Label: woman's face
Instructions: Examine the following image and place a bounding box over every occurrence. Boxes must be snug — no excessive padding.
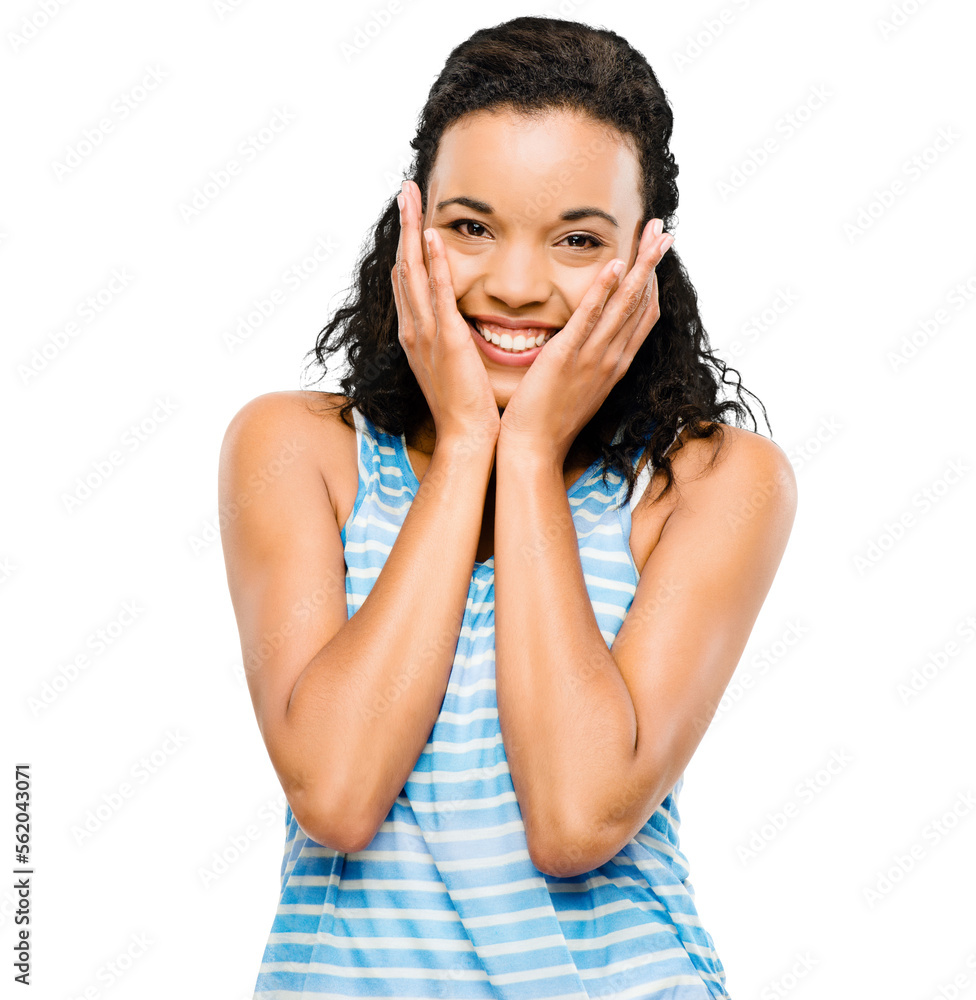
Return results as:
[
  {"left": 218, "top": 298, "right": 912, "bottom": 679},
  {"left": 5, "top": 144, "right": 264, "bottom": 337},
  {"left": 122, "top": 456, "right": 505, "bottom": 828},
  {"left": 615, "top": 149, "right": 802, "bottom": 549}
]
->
[{"left": 423, "top": 106, "right": 646, "bottom": 411}]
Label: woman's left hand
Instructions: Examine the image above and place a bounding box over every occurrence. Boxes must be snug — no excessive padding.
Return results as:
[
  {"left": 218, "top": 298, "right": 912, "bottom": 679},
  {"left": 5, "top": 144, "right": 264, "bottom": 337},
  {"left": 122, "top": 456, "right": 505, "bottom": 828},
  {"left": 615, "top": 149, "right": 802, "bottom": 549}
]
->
[{"left": 498, "top": 219, "right": 674, "bottom": 462}]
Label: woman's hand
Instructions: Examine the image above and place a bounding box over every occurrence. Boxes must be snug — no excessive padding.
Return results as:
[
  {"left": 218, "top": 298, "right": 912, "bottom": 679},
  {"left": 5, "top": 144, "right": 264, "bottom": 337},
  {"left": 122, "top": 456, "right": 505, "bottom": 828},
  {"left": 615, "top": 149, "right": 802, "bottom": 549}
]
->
[
  {"left": 498, "top": 219, "right": 674, "bottom": 463},
  {"left": 391, "top": 179, "right": 501, "bottom": 452}
]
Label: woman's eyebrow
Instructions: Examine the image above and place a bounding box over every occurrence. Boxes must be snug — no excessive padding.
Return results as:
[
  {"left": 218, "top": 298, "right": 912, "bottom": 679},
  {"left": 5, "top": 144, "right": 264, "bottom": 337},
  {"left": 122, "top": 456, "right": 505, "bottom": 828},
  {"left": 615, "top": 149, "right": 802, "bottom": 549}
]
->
[{"left": 434, "top": 195, "right": 618, "bottom": 228}]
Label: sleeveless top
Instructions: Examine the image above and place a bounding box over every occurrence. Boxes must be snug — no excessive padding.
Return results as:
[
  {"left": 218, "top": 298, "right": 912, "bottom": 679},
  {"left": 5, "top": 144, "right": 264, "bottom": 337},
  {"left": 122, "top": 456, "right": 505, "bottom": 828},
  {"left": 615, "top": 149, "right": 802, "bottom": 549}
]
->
[{"left": 252, "top": 406, "right": 731, "bottom": 1000}]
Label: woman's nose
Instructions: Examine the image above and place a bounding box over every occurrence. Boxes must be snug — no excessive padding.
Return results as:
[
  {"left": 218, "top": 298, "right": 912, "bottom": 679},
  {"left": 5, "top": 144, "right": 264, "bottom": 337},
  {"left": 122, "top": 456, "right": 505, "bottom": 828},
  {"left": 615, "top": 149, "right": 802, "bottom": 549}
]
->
[{"left": 481, "top": 247, "right": 551, "bottom": 308}]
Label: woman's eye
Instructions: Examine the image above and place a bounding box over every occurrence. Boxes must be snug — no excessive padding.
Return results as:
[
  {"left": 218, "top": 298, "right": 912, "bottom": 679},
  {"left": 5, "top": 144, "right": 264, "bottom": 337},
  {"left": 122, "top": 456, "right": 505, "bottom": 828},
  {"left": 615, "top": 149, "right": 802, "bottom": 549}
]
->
[
  {"left": 449, "top": 219, "right": 489, "bottom": 238},
  {"left": 447, "top": 221, "right": 603, "bottom": 250},
  {"left": 561, "top": 233, "right": 603, "bottom": 250}
]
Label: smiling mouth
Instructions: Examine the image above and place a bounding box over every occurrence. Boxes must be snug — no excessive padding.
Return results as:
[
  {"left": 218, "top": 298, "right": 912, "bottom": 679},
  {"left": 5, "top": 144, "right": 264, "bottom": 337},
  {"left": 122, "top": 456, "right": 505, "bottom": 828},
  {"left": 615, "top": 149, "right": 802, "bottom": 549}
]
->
[{"left": 466, "top": 317, "right": 562, "bottom": 354}]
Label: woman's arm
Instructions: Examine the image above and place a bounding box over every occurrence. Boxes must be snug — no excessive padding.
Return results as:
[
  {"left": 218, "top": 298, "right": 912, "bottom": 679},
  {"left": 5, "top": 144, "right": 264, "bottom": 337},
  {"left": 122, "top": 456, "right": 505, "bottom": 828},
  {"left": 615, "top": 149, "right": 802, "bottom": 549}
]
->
[
  {"left": 493, "top": 425, "right": 797, "bottom": 877},
  {"left": 219, "top": 391, "right": 495, "bottom": 854}
]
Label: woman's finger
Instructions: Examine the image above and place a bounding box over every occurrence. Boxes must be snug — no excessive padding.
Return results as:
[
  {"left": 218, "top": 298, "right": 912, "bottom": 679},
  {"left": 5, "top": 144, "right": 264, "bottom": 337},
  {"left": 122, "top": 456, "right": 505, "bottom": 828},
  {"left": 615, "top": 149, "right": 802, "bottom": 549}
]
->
[
  {"left": 581, "top": 225, "right": 670, "bottom": 379},
  {"left": 598, "top": 224, "right": 665, "bottom": 336},
  {"left": 391, "top": 263, "right": 416, "bottom": 346},
  {"left": 396, "top": 181, "right": 436, "bottom": 334},
  {"left": 603, "top": 227, "right": 673, "bottom": 345},
  {"left": 394, "top": 194, "right": 423, "bottom": 342},
  {"left": 557, "top": 220, "right": 666, "bottom": 354},
  {"left": 615, "top": 267, "right": 660, "bottom": 361},
  {"left": 557, "top": 256, "right": 626, "bottom": 353},
  {"left": 423, "top": 227, "right": 460, "bottom": 342}
]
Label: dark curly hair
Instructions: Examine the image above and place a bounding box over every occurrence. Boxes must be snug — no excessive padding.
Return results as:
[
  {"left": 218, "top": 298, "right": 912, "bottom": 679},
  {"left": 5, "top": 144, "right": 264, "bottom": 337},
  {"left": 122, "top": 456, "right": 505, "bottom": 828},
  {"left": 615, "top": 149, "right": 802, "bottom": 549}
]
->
[{"left": 301, "top": 15, "right": 769, "bottom": 508}]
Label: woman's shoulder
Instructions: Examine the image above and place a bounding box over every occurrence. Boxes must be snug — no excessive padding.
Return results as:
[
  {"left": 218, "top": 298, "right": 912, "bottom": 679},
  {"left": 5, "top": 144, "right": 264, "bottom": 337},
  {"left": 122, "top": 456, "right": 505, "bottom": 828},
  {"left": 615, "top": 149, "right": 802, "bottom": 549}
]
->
[
  {"left": 221, "top": 390, "right": 358, "bottom": 460},
  {"left": 225, "top": 389, "right": 363, "bottom": 439},
  {"left": 220, "top": 390, "right": 360, "bottom": 517},
  {"left": 629, "top": 420, "right": 795, "bottom": 572},
  {"left": 664, "top": 420, "right": 797, "bottom": 520},
  {"left": 224, "top": 388, "right": 352, "bottom": 426}
]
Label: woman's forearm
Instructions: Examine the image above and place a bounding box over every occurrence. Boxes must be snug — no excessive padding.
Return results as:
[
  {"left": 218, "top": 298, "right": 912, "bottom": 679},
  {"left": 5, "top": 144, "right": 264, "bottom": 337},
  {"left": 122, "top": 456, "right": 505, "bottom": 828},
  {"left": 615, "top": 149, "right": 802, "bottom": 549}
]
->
[
  {"left": 493, "top": 437, "right": 638, "bottom": 870},
  {"left": 284, "top": 433, "right": 495, "bottom": 852}
]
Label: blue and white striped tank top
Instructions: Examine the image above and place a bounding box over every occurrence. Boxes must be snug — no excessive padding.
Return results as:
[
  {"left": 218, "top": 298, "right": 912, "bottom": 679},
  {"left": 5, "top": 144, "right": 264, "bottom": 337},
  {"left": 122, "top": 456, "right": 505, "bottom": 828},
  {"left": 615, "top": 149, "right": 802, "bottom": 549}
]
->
[{"left": 252, "top": 405, "right": 730, "bottom": 999}]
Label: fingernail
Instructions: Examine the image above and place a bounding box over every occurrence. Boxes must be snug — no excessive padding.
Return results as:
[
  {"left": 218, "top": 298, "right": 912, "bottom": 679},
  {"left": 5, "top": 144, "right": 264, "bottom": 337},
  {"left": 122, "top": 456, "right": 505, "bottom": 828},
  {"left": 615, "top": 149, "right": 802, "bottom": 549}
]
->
[
  {"left": 652, "top": 219, "right": 663, "bottom": 237},
  {"left": 423, "top": 228, "right": 434, "bottom": 246},
  {"left": 611, "top": 260, "right": 625, "bottom": 276},
  {"left": 396, "top": 192, "right": 404, "bottom": 210}
]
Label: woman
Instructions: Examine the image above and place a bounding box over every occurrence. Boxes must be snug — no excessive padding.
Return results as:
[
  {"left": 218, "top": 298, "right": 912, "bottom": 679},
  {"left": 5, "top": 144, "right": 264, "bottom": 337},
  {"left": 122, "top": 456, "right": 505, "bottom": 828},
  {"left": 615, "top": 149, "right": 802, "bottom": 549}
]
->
[{"left": 219, "top": 16, "right": 796, "bottom": 999}]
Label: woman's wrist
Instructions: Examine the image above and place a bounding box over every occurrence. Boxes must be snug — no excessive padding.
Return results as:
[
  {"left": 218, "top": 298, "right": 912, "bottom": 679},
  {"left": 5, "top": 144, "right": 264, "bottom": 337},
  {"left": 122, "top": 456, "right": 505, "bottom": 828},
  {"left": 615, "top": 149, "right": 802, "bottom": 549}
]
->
[{"left": 430, "top": 426, "right": 498, "bottom": 470}]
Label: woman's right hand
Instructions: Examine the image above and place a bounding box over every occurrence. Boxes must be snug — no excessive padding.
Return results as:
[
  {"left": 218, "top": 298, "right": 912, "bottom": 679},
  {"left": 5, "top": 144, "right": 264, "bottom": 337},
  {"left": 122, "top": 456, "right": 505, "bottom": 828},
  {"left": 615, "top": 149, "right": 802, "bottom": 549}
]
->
[{"left": 391, "top": 179, "right": 501, "bottom": 455}]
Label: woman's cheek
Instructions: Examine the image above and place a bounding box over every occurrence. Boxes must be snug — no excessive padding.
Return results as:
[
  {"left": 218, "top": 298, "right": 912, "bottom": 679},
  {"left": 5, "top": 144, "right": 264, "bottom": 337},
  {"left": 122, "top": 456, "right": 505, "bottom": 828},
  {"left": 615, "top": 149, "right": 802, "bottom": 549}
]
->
[
  {"left": 560, "top": 270, "right": 605, "bottom": 315},
  {"left": 435, "top": 246, "right": 604, "bottom": 311},
  {"left": 441, "top": 248, "right": 479, "bottom": 297}
]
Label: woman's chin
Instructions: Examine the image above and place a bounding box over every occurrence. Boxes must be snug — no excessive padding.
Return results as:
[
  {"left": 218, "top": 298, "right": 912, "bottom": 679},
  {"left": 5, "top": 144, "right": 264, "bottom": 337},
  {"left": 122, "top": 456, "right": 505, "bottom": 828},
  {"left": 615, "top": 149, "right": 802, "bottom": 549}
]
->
[{"left": 485, "top": 372, "right": 520, "bottom": 413}]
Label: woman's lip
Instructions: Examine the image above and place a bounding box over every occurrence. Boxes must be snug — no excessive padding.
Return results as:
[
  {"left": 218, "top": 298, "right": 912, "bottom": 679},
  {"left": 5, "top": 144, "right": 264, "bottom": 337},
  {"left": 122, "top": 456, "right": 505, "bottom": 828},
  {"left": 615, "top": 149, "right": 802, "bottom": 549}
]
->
[
  {"left": 466, "top": 317, "right": 545, "bottom": 367},
  {"left": 465, "top": 314, "right": 561, "bottom": 330}
]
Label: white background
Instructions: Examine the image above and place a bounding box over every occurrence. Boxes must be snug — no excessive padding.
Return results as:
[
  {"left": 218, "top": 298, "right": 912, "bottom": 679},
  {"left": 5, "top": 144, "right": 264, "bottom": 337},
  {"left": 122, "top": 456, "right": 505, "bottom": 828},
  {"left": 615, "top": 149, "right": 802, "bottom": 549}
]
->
[{"left": 3, "top": 0, "right": 974, "bottom": 997}]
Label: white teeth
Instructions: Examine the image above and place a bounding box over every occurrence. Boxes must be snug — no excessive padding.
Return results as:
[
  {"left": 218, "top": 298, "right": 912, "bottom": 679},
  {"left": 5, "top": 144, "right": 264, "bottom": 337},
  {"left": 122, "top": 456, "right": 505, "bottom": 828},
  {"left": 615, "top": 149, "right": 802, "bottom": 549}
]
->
[{"left": 472, "top": 320, "right": 557, "bottom": 353}]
